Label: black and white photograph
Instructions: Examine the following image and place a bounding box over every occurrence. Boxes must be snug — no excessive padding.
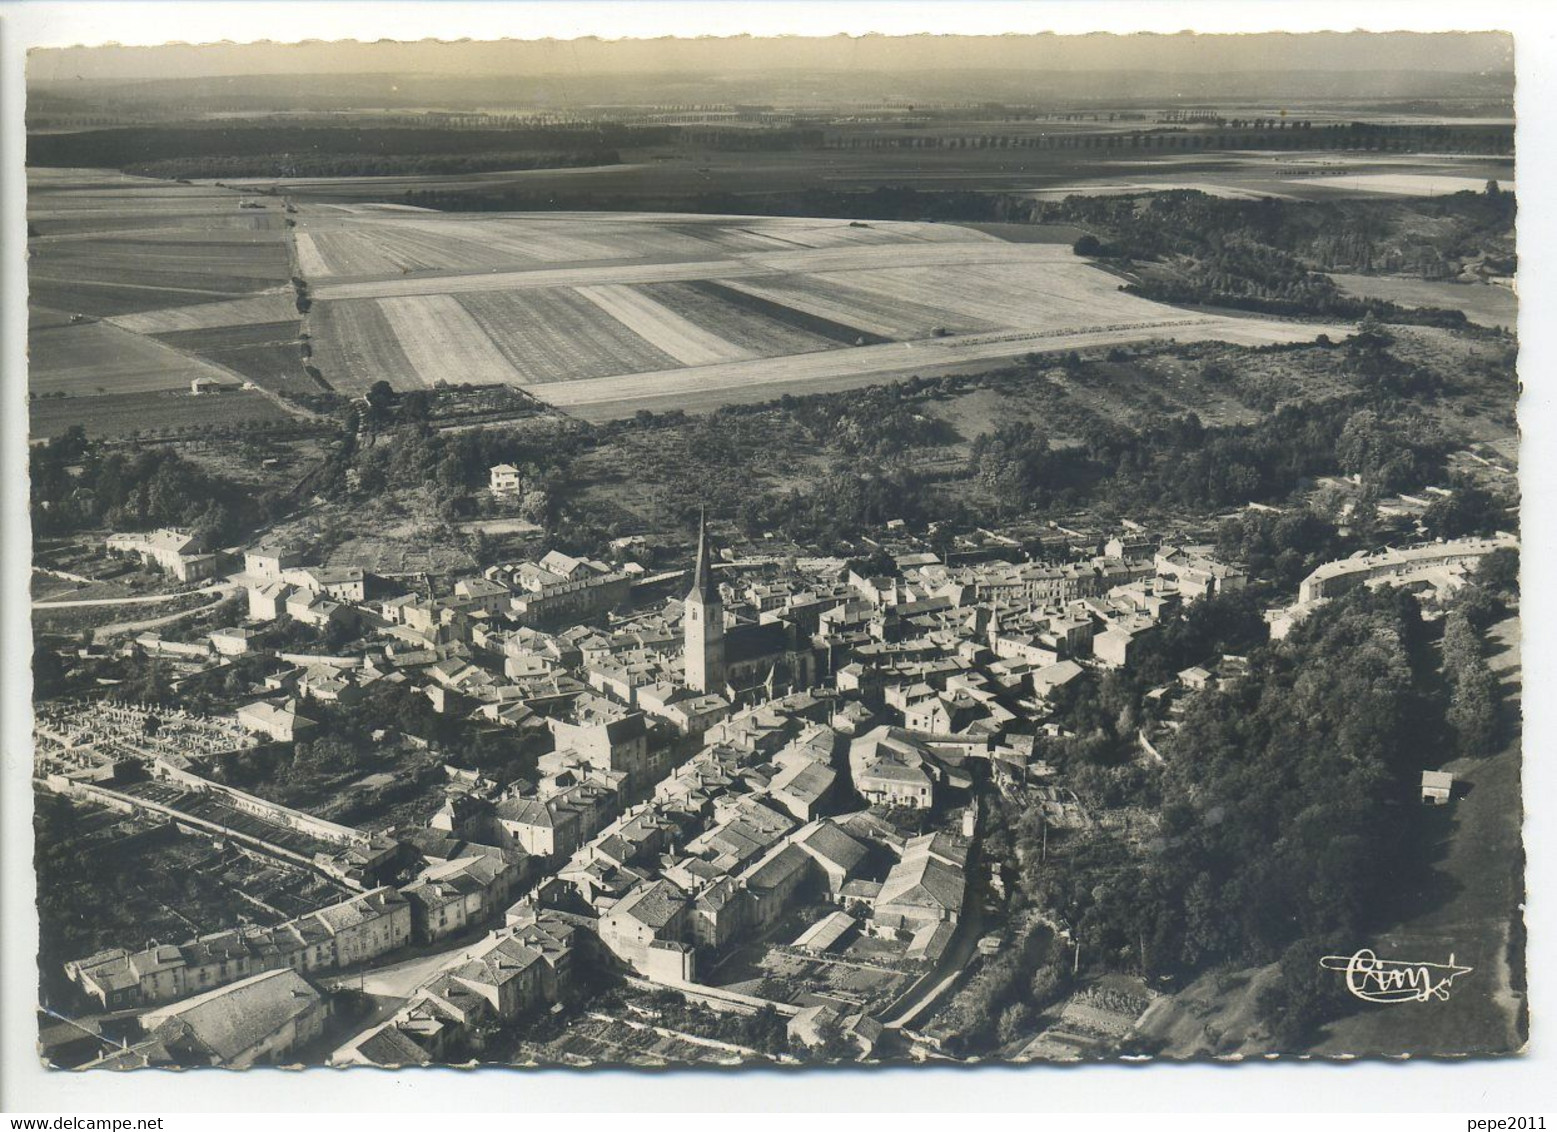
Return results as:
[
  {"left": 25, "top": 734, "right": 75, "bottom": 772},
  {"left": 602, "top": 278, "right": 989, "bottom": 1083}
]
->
[{"left": 6, "top": 8, "right": 1539, "bottom": 1099}]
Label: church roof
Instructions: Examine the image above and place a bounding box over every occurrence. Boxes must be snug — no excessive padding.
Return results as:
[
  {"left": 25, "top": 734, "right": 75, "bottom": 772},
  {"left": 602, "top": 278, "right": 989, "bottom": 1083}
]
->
[{"left": 726, "top": 621, "right": 790, "bottom": 665}]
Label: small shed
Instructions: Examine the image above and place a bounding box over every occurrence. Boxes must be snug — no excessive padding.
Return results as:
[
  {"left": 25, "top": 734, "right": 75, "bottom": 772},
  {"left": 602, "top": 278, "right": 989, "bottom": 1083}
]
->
[{"left": 1421, "top": 770, "right": 1455, "bottom": 805}]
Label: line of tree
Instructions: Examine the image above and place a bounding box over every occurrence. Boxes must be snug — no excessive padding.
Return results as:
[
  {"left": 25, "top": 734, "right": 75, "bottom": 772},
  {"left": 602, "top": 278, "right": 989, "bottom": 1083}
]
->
[
  {"left": 1442, "top": 603, "right": 1502, "bottom": 757},
  {"left": 126, "top": 150, "right": 623, "bottom": 181},
  {"left": 823, "top": 121, "right": 1513, "bottom": 156}
]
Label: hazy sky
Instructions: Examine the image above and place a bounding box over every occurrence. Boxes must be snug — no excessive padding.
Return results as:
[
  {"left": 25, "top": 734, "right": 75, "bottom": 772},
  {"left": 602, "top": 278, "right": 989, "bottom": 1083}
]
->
[{"left": 29, "top": 31, "right": 1514, "bottom": 84}]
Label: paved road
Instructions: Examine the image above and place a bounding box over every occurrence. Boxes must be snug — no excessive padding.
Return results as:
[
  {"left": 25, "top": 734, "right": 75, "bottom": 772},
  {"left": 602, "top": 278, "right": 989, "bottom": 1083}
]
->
[
  {"left": 882, "top": 894, "right": 987, "bottom": 1031},
  {"left": 322, "top": 937, "right": 485, "bottom": 999}
]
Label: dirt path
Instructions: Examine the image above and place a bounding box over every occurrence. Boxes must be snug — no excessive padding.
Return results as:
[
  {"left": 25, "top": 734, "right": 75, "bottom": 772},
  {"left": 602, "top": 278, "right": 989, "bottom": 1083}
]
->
[
  {"left": 79, "top": 583, "right": 240, "bottom": 638},
  {"left": 32, "top": 581, "right": 230, "bottom": 609}
]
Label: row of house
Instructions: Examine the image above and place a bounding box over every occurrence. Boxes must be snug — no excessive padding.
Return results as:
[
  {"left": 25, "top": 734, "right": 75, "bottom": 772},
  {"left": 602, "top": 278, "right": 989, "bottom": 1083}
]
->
[{"left": 65, "top": 886, "right": 411, "bottom": 1011}]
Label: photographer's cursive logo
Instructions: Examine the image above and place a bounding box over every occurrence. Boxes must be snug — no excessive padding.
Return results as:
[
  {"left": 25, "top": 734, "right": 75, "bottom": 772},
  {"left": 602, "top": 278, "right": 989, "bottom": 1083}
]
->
[{"left": 1318, "top": 949, "right": 1473, "bottom": 1003}]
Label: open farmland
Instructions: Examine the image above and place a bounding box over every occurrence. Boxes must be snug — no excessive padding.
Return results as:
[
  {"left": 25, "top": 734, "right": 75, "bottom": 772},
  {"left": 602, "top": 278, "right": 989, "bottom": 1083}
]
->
[
  {"left": 538, "top": 313, "right": 1351, "bottom": 420},
  {"left": 1329, "top": 273, "right": 1517, "bottom": 329},
  {"left": 456, "top": 289, "right": 679, "bottom": 383},
  {"left": 290, "top": 209, "right": 1003, "bottom": 280},
  {"left": 108, "top": 292, "right": 298, "bottom": 335},
  {"left": 26, "top": 169, "right": 310, "bottom": 432},
  {"left": 28, "top": 319, "right": 239, "bottom": 396},
  {"left": 1287, "top": 172, "right": 1516, "bottom": 197},
  {"left": 375, "top": 294, "right": 525, "bottom": 386},
  {"left": 29, "top": 387, "right": 296, "bottom": 440},
  {"left": 306, "top": 300, "right": 415, "bottom": 391},
  {"left": 28, "top": 172, "right": 291, "bottom": 320},
  {"left": 291, "top": 208, "right": 1355, "bottom": 408},
  {"left": 30, "top": 174, "right": 1362, "bottom": 420}
]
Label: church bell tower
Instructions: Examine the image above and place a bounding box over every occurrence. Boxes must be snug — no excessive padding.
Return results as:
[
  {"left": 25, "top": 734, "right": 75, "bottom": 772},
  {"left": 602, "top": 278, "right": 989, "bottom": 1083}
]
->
[{"left": 684, "top": 510, "right": 725, "bottom": 693}]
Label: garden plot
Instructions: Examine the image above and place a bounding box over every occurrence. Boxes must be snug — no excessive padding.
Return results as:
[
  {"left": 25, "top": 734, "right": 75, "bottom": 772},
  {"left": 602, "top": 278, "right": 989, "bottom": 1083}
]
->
[
  {"left": 377, "top": 294, "right": 524, "bottom": 386},
  {"left": 575, "top": 284, "right": 752, "bottom": 367},
  {"left": 456, "top": 289, "right": 679, "bottom": 383}
]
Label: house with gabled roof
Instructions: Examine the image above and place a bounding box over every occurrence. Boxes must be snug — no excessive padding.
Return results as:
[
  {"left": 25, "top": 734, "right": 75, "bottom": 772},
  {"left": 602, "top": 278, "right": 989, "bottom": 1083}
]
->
[{"left": 129, "top": 968, "right": 327, "bottom": 1068}]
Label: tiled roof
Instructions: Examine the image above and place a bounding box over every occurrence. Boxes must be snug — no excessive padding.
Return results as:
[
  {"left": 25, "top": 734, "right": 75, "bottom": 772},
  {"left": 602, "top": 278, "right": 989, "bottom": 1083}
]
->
[{"left": 142, "top": 969, "right": 321, "bottom": 1063}]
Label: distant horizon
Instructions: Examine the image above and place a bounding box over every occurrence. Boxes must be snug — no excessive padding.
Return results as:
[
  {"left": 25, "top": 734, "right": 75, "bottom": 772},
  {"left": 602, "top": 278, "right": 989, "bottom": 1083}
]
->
[
  {"left": 28, "top": 31, "right": 1515, "bottom": 85},
  {"left": 30, "top": 64, "right": 1520, "bottom": 88}
]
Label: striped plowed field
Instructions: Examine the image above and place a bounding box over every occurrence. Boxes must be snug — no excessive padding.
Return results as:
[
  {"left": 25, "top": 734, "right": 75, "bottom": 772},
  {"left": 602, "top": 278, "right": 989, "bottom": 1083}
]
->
[
  {"left": 109, "top": 293, "right": 298, "bottom": 335},
  {"left": 152, "top": 320, "right": 302, "bottom": 353},
  {"left": 639, "top": 281, "right": 842, "bottom": 357},
  {"left": 306, "top": 299, "right": 416, "bottom": 394},
  {"left": 28, "top": 319, "right": 238, "bottom": 395},
  {"left": 524, "top": 315, "right": 1351, "bottom": 416},
  {"left": 801, "top": 262, "right": 1172, "bottom": 331},
  {"left": 376, "top": 294, "right": 524, "bottom": 387},
  {"left": 455, "top": 290, "right": 679, "bottom": 384},
  {"left": 715, "top": 274, "right": 984, "bottom": 340},
  {"left": 574, "top": 284, "right": 751, "bottom": 367}
]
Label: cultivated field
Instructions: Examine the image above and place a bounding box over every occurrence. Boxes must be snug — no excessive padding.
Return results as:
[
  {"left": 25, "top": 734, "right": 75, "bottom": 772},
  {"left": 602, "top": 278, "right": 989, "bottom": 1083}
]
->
[
  {"left": 28, "top": 170, "right": 1362, "bottom": 422},
  {"left": 289, "top": 208, "right": 1353, "bottom": 406},
  {"left": 30, "top": 388, "right": 296, "bottom": 441},
  {"left": 26, "top": 169, "right": 308, "bottom": 431},
  {"left": 109, "top": 292, "right": 298, "bottom": 335},
  {"left": 1288, "top": 172, "right": 1515, "bottom": 197},
  {"left": 540, "top": 314, "right": 1351, "bottom": 420},
  {"left": 28, "top": 319, "right": 237, "bottom": 396},
  {"left": 1330, "top": 273, "right": 1517, "bottom": 329}
]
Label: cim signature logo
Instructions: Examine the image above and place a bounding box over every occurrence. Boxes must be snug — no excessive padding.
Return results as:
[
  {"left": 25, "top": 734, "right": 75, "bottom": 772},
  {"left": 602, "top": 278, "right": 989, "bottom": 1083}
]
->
[{"left": 1319, "top": 949, "right": 1474, "bottom": 1003}]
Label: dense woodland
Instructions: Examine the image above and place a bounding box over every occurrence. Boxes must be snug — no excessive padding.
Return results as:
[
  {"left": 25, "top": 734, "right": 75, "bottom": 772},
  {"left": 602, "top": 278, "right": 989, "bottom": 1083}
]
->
[
  {"left": 1056, "top": 184, "right": 1516, "bottom": 322},
  {"left": 29, "top": 425, "right": 289, "bottom": 545}
]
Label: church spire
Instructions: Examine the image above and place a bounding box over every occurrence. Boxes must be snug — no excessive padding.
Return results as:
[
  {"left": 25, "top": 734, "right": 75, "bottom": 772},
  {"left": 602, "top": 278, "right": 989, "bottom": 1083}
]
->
[{"left": 689, "top": 507, "right": 719, "bottom": 604}]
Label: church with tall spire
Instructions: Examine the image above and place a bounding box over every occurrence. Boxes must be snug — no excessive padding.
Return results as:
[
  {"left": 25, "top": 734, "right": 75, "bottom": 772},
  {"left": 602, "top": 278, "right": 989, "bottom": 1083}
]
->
[
  {"left": 683, "top": 509, "right": 725, "bottom": 693},
  {"left": 681, "top": 510, "right": 818, "bottom": 701}
]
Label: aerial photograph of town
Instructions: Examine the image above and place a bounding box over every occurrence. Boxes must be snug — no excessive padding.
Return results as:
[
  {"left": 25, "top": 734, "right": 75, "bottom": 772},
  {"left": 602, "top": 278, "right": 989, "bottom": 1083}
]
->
[{"left": 21, "top": 29, "right": 1523, "bottom": 1072}]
